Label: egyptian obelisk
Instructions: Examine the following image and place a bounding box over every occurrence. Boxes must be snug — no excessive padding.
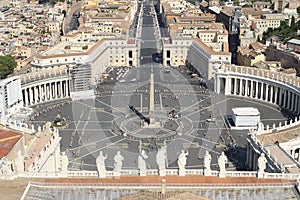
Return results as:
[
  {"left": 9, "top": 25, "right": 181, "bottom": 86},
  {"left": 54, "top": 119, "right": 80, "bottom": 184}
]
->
[{"left": 149, "top": 67, "right": 155, "bottom": 124}]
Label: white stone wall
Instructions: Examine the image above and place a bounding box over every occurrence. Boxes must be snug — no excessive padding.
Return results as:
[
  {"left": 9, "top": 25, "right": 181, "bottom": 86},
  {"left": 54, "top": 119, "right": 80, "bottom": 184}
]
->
[{"left": 0, "top": 76, "right": 23, "bottom": 120}]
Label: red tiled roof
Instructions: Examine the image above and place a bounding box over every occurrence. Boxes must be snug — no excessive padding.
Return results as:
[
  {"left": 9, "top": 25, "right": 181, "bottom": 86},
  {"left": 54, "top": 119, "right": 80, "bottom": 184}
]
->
[
  {"left": 0, "top": 129, "right": 21, "bottom": 158},
  {"left": 45, "top": 175, "right": 295, "bottom": 185}
]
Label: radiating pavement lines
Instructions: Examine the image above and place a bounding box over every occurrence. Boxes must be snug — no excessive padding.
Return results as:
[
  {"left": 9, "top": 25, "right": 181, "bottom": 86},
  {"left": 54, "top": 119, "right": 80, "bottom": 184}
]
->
[
  {"left": 178, "top": 136, "right": 221, "bottom": 155},
  {"left": 69, "top": 135, "right": 119, "bottom": 151},
  {"left": 178, "top": 96, "right": 211, "bottom": 114},
  {"left": 70, "top": 138, "right": 127, "bottom": 162}
]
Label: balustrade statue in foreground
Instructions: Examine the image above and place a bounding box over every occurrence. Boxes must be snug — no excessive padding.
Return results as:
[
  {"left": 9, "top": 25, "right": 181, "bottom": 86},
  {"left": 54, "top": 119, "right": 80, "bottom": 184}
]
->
[
  {"left": 113, "top": 151, "right": 124, "bottom": 176},
  {"left": 204, "top": 150, "right": 212, "bottom": 176},
  {"left": 138, "top": 150, "right": 148, "bottom": 176},
  {"left": 257, "top": 153, "right": 267, "bottom": 178},
  {"left": 156, "top": 146, "right": 167, "bottom": 176},
  {"left": 60, "top": 151, "right": 69, "bottom": 172},
  {"left": 0, "top": 158, "right": 13, "bottom": 176},
  {"left": 178, "top": 150, "right": 188, "bottom": 176},
  {"left": 218, "top": 152, "right": 228, "bottom": 178},
  {"left": 96, "top": 151, "right": 107, "bottom": 178}
]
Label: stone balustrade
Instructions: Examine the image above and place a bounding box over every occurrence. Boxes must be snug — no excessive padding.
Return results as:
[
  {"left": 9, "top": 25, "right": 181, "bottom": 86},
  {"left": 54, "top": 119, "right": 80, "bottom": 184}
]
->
[
  {"left": 20, "top": 68, "right": 68, "bottom": 85},
  {"left": 5, "top": 169, "right": 297, "bottom": 181},
  {"left": 222, "top": 65, "right": 300, "bottom": 89},
  {"left": 254, "top": 116, "right": 300, "bottom": 135}
]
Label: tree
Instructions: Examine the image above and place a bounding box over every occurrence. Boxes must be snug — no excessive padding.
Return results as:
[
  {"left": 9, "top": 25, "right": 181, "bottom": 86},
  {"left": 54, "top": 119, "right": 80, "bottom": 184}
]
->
[
  {"left": 0, "top": 55, "right": 17, "bottom": 79},
  {"left": 62, "top": 10, "right": 66, "bottom": 17},
  {"left": 291, "top": 16, "right": 296, "bottom": 31},
  {"left": 233, "top": 0, "right": 239, "bottom": 6}
]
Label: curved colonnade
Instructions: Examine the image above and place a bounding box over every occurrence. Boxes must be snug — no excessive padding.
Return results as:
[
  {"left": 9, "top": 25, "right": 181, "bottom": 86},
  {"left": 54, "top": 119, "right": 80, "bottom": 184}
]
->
[
  {"left": 215, "top": 65, "right": 300, "bottom": 116},
  {"left": 215, "top": 65, "right": 300, "bottom": 173},
  {"left": 22, "top": 65, "right": 300, "bottom": 123},
  {"left": 20, "top": 68, "right": 70, "bottom": 106}
]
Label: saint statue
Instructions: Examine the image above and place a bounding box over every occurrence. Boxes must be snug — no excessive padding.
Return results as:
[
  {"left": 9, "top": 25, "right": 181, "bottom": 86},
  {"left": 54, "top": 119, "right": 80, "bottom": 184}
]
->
[
  {"left": 156, "top": 146, "right": 167, "bottom": 170},
  {"left": 138, "top": 150, "right": 147, "bottom": 176},
  {"left": 60, "top": 151, "right": 69, "bottom": 172},
  {"left": 204, "top": 150, "right": 211, "bottom": 170},
  {"left": 177, "top": 150, "right": 188, "bottom": 171},
  {"left": 2, "top": 160, "right": 12, "bottom": 175},
  {"left": 258, "top": 153, "right": 267, "bottom": 173},
  {"left": 113, "top": 151, "right": 124, "bottom": 172},
  {"left": 96, "top": 151, "right": 107, "bottom": 178},
  {"left": 218, "top": 152, "right": 227, "bottom": 173}
]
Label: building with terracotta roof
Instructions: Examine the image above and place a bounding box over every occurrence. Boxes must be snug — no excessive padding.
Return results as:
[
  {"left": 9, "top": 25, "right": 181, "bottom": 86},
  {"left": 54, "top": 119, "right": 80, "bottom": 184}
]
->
[{"left": 163, "top": 37, "right": 231, "bottom": 80}]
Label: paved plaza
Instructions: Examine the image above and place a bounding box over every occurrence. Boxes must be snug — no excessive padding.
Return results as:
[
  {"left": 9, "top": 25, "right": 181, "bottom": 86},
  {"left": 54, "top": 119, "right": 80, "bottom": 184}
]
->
[{"left": 29, "top": 64, "right": 292, "bottom": 172}]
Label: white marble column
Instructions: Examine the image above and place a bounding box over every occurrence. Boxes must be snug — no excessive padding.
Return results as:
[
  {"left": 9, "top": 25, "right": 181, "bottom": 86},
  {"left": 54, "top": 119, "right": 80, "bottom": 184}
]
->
[
  {"left": 287, "top": 90, "right": 291, "bottom": 110},
  {"left": 239, "top": 79, "right": 243, "bottom": 96},
  {"left": 54, "top": 82, "right": 57, "bottom": 99},
  {"left": 24, "top": 89, "right": 28, "bottom": 106},
  {"left": 42, "top": 84, "right": 46, "bottom": 101},
  {"left": 283, "top": 89, "right": 287, "bottom": 108},
  {"left": 270, "top": 85, "right": 273, "bottom": 103},
  {"left": 265, "top": 84, "right": 269, "bottom": 101},
  {"left": 234, "top": 78, "right": 237, "bottom": 95},
  {"left": 39, "top": 85, "right": 42, "bottom": 102},
  {"left": 215, "top": 77, "right": 220, "bottom": 94},
  {"left": 274, "top": 86, "right": 278, "bottom": 105},
  {"left": 225, "top": 77, "right": 231, "bottom": 95},
  {"left": 245, "top": 79, "right": 249, "bottom": 96},
  {"left": 260, "top": 83, "right": 264, "bottom": 100},
  {"left": 291, "top": 92, "right": 295, "bottom": 112},
  {"left": 250, "top": 81, "right": 253, "bottom": 97},
  {"left": 255, "top": 81, "right": 258, "bottom": 99},
  {"left": 29, "top": 87, "right": 33, "bottom": 105},
  {"left": 35, "top": 86, "right": 39, "bottom": 103},
  {"left": 50, "top": 83, "right": 54, "bottom": 100},
  {"left": 60, "top": 81, "right": 63, "bottom": 98},
  {"left": 47, "top": 84, "right": 50, "bottom": 100},
  {"left": 66, "top": 81, "right": 69, "bottom": 96},
  {"left": 279, "top": 88, "right": 283, "bottom": 106}
]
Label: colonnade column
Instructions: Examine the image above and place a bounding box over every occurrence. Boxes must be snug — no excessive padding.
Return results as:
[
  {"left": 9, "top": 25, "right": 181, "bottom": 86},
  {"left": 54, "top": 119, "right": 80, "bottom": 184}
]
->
[
  {"left": 29, "top": 87, "right": 33, "bottom": 105},
  {"left": 35, "top": 86, "right": 39, "bottom": 103},
  {"left": 295, "top": 95, "right": 299, "bottom": 113},
  {"left": 265, "top": 84, "right": 269, "bottom": 101},
  {"left": 39, "top": 85, "right": 43, "bottom": 102},
  {"left": 245, "top": 79, "right": 248, "bottom": 96},
  {"left": 260, "top": 83, "right": 264, "bottom": 100},
  {"left": 270, "top": 85, "right": 273, "bottom": 103},
  {"left": 287, "top": 90, "right": 291, "bottom": 110},
  {"left": 66, "top": 80, "right": 69, "bottom": 96},
  {"left": 283, "top": 89, "right": 287, "bottom": 108},
  {"left": 291, "top": 92, "right": 295, "bottom": 111},
  {"left": 24, "top": 88, "right": 28, "bottom": 106},
  {"left": 255, "top": 81, "right": 258, "bottom": 98},
  {"left": 274, "top": 86, "right": 278, "bottom": 104},
  {"left": 251, "top": 80, "right": 254, "bottom": 97},
  {"left": 234, "top": 78, "right": 237, "bottom": 95},
  {"left": 60, "top": 81, "right": 63, "bottom": 98},
  {"left": 239, "top": 79, "right": 243, "bottom": 96}
]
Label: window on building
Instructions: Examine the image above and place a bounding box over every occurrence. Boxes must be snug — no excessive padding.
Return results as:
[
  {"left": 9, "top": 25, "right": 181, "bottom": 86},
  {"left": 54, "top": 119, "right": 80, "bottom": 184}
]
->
[{"left": 167, "top": 50, "right": 171, "bottom": 58}]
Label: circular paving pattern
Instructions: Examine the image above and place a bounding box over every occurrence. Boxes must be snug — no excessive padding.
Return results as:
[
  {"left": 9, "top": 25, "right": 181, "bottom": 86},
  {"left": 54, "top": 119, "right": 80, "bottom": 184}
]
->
[{"left": 28, "top": 64, "right": 293, "bottom": 171}]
